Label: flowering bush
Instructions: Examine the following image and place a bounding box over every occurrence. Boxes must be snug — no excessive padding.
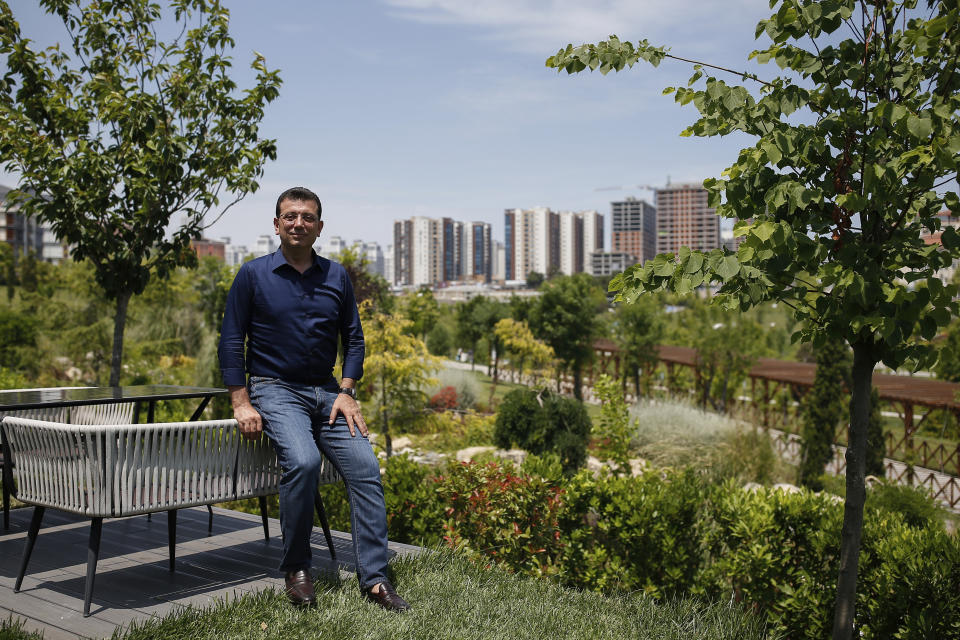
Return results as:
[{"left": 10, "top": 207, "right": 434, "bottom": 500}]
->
[{"left": 428, "top": 385, "right": 458, "bottom": 410}]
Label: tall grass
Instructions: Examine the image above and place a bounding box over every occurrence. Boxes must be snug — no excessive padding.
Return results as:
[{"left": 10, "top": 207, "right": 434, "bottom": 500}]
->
[{"left": 631, "top": 398, "right": 788, "bottom": 484}]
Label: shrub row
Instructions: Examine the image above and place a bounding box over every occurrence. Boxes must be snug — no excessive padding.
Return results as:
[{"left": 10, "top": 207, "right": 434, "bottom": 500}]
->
[{"left": 376, "top": 456, "right": 960, "bottom": 640}]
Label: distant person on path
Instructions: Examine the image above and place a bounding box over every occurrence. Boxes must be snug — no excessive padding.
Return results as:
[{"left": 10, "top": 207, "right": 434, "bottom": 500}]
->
[{"left": 218, "top": 186, "right": 410, "bottom": 611}]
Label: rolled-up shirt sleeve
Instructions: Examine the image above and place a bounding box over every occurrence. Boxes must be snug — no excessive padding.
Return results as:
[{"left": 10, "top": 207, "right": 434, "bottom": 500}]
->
[
  {"left": 218, "top": 264, "right": 252, "bottom": 387},
  {"left": 339, "top": 270, "right": 365, "bottom": 381}
]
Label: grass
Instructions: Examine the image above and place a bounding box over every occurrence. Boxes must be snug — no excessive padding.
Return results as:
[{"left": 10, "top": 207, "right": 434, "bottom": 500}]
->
[
  {"left": 630, "top": 397, "right": 797, "bottom": 484},
  {"left": 0, "top": 616, "right": 43, "bottom": 640},
  {"left": 115, "top": 550, "right": 773, "bottom": 640}
]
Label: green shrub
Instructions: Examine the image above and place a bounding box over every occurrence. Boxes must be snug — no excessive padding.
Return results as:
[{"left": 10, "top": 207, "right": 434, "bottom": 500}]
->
[
  {"left": 592, "top": 374, "right": 634, "bottom": 473},
  {"left": 557, "top": 468, "right": 706, "bottom": 597},
  {"left": 696, "top": 485, "right": 842, "bottom": 638},
  {"left": 434, "top": 460, "right": 564, "bottom": 577},
  {"left": 858, "top": 516, "right": 960, "bottom": 639},
  {"left": 866, "top": 481, "right": 944, "bottom": 530},
  {"left": 0, "top": 309, "right": 37, "bottom": 370},
  {"left": 494, "top": 388, "right": 591, "bottom": 473},
  {"left": 412, "top": 411, "right": 495, "bottom": 453},
  {"left": 382, "top": 453, "right": 444, "bottom": 546}
]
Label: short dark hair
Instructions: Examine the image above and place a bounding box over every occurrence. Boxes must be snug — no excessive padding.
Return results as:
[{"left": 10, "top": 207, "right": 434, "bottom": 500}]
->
[{"left": 276, "top": 187, "right": 322, "bottom": 218}]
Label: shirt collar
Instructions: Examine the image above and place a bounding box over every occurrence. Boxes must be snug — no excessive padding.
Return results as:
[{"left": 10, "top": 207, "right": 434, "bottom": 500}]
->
[{"left": 268, "top": 247, "right": 326, "bottom": 274}]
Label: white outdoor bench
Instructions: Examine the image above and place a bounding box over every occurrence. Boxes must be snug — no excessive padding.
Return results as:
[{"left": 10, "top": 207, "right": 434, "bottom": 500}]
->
[{"left": 0, "top": 416, "right": 341, "bottom": 617}]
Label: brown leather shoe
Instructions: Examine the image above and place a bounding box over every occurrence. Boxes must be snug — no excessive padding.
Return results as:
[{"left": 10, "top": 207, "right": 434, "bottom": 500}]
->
[
  {"left": 284, "top": 569, "right": 316, "bottom": 608},
  {"left": 364, "top": 581, "right": 411, "bottom": 612}
]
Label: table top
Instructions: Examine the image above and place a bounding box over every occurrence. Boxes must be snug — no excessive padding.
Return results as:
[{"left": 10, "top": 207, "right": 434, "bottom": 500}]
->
[{"left": 0, "top": 385, "right": 227, "bottom": 411}]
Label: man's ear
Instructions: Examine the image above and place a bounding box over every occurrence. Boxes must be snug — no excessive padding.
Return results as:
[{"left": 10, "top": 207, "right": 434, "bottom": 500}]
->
[
  {"left": 274, "top": 217, "right": 281, "bottom": 235},
  {"left": 317, "top": 220, "right": 324, "bottom": 235}
]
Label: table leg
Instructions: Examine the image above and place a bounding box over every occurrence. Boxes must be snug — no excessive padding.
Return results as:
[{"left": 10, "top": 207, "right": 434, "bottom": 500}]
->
[{"left": 189, "top": 396, "right": 212, "bottom": 422}]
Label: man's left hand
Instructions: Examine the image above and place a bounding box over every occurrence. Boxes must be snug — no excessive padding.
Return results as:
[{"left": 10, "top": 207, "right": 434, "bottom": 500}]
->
[{"left": 330, "top": 393, "right": 368, "bottom": 438}]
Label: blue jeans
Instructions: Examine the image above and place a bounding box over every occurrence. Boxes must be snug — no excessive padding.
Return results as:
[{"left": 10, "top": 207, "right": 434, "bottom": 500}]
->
[{"left": 248, "top": 377, "right": 388, "bottom": 589}]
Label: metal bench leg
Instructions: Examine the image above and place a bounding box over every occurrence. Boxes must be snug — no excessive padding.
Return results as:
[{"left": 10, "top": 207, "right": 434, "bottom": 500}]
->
[
  {"left": 14, "top": 506, "right": 44, "bottom": 592},
  {"left": 167, "top": 509, "right": 177, "bottom": 572},
  {"left": 2, "top": 475, "right": 9, "bottom": 531},
  {"left": 258, "top": 496, "right": 269, "bottom": 541},
  {"left": 207, "top": 504, "right": 213, "bottom": 535},
  {"left": 314, "top": 491, "right": 336, "bottom": 561},
  {"left": 2, "top": 432, "right": 12, "bottom": 531},
  {"left": 83, "top": 517, "right": 103, "bottom": 617}
]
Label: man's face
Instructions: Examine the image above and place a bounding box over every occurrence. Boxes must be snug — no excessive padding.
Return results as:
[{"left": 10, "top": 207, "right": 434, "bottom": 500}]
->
[{"left": 274, "top": 197, "right": 323, "bottom": 250}]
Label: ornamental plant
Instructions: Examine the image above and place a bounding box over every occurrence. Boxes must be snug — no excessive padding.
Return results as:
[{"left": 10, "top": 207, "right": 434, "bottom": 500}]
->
[{"left": 547, "top": 3, "right": 960, "bottom": 637}]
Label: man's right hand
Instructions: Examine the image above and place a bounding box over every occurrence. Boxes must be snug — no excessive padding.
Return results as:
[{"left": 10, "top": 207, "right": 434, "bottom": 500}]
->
[{"left": 229, "top": 386, "right": 263, "bottom": 440}]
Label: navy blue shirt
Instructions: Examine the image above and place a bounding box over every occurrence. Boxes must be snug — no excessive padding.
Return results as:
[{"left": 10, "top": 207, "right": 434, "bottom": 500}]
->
[{"left": 218, "top": 249, "right": 364, "bottom": 387}]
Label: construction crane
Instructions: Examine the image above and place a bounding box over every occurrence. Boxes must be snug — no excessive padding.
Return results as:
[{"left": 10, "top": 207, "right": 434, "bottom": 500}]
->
[{"left": 593, "top": 180, "right": 665, "bottom": 192}]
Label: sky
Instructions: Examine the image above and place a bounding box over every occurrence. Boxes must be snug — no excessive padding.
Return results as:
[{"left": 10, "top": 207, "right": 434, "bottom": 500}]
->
[{"left": 3, "top": 0, "right": 778, "bottom": 251}]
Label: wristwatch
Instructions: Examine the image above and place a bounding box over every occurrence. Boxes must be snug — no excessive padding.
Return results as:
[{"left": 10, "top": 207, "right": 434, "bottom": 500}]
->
[{"left": 338, "top": 386, "right": 357, "bottom": 399}]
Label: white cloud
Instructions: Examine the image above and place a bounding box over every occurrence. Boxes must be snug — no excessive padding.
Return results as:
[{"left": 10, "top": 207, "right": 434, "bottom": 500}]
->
[{"left": 381, "top": 0, "right": 766, "bottom": 54}]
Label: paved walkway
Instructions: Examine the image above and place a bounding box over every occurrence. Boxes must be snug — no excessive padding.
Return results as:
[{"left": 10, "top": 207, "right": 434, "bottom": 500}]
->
[{"left": 0, "top": 505, "right": 423, "bottom": 639}]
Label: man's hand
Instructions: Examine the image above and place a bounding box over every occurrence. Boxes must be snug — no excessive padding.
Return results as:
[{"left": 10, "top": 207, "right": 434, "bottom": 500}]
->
[
  {"left": 229, "top": 386, "right": 263, "bottom": 440},
  {"left": 330, "top": 381, "right": 367, "bottom": 437}
]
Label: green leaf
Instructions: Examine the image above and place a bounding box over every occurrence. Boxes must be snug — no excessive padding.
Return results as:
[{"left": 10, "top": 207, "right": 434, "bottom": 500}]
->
[
  {"left": 715, "top": 255, "right": 740, "bottom": 281},
  {"left": 941, "top": 226, "right": 960, "bottom": 251},
  {"left": 907, "top": 115, "right": 933, "bottom": 140},
  {"left": 684, "top": 252, "right": 704, "bottom": 274}
]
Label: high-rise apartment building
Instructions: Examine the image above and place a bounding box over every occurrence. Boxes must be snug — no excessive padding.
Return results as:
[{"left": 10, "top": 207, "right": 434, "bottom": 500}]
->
[
  {"left": 506, "top": 207, "right": 603, "bottom": 280},
  {"left": 393, "top": 216, "right": 492, "bottom": 287},
  {"left": 581, "top": 210, "right": 603, "bottom": 274},
  {"left": 654, "top": 183, "right": 720, "bottom": 255},
  {"left": 558, "top": 211, "right": 583, "bottom": 277},
  {"left": 611, "top": 197, "right": 657, "bottom": 264},
  {"left": 463, "top": 222, "right": 493, "bottom": 283}
]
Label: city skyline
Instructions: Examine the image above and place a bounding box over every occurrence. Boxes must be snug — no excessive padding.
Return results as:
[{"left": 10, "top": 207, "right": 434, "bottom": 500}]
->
[{"left": 1, "top": 1, "right": 770, "bottom": 251}]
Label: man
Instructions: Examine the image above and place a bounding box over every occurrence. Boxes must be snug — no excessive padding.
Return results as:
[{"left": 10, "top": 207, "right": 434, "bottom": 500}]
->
[{"left": 218, "top": 186, "right": 409, "bottom": 611}]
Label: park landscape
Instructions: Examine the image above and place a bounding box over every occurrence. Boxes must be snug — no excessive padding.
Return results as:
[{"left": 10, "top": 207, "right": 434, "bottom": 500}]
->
[{"left": 1, "top": 1, "right": 960, "bottom": 639}]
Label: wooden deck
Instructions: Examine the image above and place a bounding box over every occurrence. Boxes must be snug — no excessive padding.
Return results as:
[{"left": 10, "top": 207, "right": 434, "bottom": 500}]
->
[{"left": 0, "top": 505, "right": 423, "bottom": 639}]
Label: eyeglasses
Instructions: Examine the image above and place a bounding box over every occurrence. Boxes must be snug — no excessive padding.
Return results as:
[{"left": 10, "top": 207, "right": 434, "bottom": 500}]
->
[{"left": 278, "top": 212, "right": 319, "bottom": 225}]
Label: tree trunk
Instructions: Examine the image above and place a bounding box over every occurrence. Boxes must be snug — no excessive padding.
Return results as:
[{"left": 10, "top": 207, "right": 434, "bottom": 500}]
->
[
  {"left": 489, "top": 349, "right": 499, "bottom": 407},
  {"left": 108, "top": 291, "right": 132, "bottom": 387},
  {"left": 831, "top": 339, "right": 877, "bottom": 640},
  {"left": 573, "top": 364, "right": 583, "bottom": 401}
]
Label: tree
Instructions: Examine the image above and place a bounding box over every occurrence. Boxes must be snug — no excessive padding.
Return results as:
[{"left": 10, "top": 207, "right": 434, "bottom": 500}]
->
[
  {"left": 18, "top": 250, "right": 37, "bottom": 293},
  {"left": 476, "top": 297, "right": 509, "bottom": 403},
  {"left": 525, "top": 271, "right": 544, "bottom": 289},
  {"left": 548, "top": 3, "right": 960, "bottom": 637},
  {"left": 690, "top": 305, "right": 765, "bottom": 414},
  {"left": 0, "top": 0, "right": 281, "bottom": 385},
  {"left": 611, "top": 295, "right": 663, "bottom": 397},
  {"left": 799, "top": 335, "right": 851, "bottom": 491},
  {"left": 934, "top": 319, "right": 960, "bottom": 381},
  {"left": 529, "top": 273, "right": 606, "bottom": 400},
  {"left": 0, "top": 242, "right": 14, "bottom": 301},
  {"left": 494, "top": 317, "right": 555, "bottom": 386},
  {"left": 454, "top": 295, "right": 487, "bottom": 369},
  {"left": 401, "top": 286, "right": 439, "bottom": 343},
  {"left": 359, "top": 301, "right": 440, "bottom": 457},
  {"left": 334, "top": 245, "right": 392, "bottom": 313}
]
